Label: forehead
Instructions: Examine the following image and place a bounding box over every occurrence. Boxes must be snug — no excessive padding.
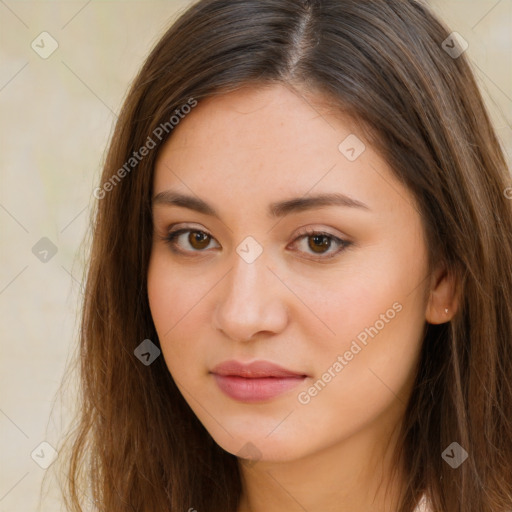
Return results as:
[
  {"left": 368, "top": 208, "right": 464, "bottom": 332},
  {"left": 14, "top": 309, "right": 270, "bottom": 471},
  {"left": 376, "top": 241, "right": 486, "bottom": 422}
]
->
[
  {"left": 155, "top": 83, "right": 357, "bottom": 172},
  {"left": 152, "top": 83, "right": 417, "bottom": 223}
]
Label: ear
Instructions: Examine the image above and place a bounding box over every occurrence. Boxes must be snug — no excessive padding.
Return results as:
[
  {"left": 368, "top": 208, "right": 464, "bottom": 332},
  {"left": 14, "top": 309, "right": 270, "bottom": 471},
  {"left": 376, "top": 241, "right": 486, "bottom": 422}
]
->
[{"left": 425, "top": 265, "right": 459, "bottom": 324}]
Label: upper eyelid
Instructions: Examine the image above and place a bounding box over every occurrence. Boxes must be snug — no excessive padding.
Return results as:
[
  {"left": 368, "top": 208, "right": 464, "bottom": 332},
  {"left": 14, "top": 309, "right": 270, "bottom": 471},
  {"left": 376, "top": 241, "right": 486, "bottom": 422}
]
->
[{"left": 165, "top": 225, "right": 346, "bottom": 242}]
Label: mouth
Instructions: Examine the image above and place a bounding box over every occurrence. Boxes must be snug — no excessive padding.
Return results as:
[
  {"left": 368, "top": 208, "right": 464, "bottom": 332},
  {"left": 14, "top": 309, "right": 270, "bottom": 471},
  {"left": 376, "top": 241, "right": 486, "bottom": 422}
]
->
[{"left": 210, "top": 360, "right": 309, "bottom": 403}]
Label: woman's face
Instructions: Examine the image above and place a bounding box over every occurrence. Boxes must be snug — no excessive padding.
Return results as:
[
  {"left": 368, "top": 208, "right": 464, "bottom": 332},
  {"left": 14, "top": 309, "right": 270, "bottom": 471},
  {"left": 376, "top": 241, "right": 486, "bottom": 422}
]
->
[{"left": 147, "top": 83, "right": 433, "bottom": 463}]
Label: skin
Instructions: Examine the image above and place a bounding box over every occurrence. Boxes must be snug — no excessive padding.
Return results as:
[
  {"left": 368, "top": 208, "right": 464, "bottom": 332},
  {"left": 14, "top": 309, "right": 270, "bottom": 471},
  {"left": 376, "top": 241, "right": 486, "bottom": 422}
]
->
[{"left": 147, "top": 83, "right": 458, "bottom": 512}]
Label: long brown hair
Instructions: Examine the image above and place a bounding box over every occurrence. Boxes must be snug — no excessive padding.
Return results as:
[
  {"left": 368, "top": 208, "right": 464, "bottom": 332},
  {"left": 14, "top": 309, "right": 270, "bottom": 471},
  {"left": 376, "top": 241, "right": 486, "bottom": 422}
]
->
[{"left": 52, "top": 0, "right": 512, "bottom": 510}]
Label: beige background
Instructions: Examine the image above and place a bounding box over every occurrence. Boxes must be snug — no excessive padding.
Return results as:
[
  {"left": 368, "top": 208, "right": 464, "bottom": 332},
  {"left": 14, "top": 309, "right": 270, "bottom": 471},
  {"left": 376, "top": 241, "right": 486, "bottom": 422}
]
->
[{"left": 0, "top": 1, "right": 510, "bottom": 510}]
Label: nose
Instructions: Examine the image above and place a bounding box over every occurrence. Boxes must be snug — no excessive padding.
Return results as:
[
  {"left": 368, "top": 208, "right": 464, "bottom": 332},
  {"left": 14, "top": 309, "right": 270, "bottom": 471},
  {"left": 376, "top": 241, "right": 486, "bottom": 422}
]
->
[{"left": 212, "top": 247, "right": 289, "bottom": 343}]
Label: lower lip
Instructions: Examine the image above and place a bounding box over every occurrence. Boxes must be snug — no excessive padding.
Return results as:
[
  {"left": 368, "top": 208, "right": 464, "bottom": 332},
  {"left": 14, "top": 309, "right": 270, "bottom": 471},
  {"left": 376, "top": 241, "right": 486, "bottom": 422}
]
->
[{"left": 212, "top": 374, "right": 306, "bottom": 403}]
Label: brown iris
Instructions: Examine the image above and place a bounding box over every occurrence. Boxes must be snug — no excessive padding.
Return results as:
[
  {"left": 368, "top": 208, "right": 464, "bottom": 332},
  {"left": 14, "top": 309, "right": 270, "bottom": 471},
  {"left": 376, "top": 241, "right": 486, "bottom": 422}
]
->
[
  {"left": 188, "top": 231, "right": 211, "bottom": 250},
  {"left": 308, "top": 234, "right": 331, "bottom": 254}
]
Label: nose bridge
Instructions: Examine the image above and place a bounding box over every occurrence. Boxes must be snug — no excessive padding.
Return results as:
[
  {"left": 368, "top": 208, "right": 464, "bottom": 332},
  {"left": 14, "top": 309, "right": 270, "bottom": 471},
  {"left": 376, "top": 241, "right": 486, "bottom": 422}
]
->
[
  {"left": 224, "top": 247, "right": 271, "bottom": 316},
  {"left": 213, "top": 242, "right": 288, "bottom": 341}
]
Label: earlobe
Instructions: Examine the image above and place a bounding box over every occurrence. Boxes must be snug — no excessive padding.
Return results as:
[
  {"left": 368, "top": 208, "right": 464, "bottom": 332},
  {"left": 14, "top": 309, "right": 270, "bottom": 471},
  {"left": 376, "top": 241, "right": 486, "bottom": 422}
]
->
[{"left": 425, "top": 266, "right": 459, "bottom": 324}]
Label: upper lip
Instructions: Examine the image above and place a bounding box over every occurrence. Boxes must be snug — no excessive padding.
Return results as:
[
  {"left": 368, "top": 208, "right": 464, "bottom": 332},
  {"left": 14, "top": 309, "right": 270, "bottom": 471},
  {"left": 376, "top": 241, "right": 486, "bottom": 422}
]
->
[{"left": 211, "top": 360, "right": 308, "bottom": 378}]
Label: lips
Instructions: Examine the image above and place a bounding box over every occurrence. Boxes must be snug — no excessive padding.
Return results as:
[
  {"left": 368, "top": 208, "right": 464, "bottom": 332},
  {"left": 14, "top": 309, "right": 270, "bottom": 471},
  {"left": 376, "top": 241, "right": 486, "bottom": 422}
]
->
[
  {"left": 210, "top": 360, "right": 308, "bottom": 402},
  {"left": 211, "top": 360, "right": 307, "bottom": 378}
]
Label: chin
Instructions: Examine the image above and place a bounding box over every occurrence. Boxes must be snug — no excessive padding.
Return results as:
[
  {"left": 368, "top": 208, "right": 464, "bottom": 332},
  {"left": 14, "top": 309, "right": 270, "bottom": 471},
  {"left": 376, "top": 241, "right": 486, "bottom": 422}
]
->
[{"left": 205, "top": 423, "right": 306, "bottom": 463}]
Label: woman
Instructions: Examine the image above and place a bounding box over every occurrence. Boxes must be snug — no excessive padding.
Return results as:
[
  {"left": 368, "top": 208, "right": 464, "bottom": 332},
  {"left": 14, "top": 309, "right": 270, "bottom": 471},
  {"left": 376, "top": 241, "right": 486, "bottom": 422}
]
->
[{"left": 56, "top": 0, "right": 512, "bottom": 511}]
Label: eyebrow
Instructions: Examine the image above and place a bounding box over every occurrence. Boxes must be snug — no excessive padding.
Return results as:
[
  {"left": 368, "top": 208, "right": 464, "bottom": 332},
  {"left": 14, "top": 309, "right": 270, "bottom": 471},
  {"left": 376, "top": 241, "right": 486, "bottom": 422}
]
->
[{"left": 151, "top": 190, "right": 370, "bottom": 218}]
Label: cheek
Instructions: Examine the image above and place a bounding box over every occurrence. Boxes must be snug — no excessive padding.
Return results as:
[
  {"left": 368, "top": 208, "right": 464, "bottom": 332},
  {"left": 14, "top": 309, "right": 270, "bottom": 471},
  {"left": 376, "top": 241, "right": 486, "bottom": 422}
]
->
[
  {"left": 287, "top": 295, "right": 425, "bottom": 458},
  {"left": 295, "top": 241, "right": 428, "bottom": 417},
  {"left": 147, "top": 251, "right": 214, "bottom": 373},
  {"left": 147, "top": 256, "right": 175, "bottom": 337},
  {"left": 294, "top": 302, "right": 424, "bottom": 447},
  {"left": 290, "top": 233, "right": 427, "bottom": 352},
  {"left": 148, "top": 251, "right": 201, "bottom": 331}
]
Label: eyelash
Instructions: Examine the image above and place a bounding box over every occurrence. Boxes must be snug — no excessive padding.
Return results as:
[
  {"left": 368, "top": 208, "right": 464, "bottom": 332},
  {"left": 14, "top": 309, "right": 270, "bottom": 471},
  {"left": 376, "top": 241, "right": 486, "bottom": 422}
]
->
[{"left": 160, "top": 226, "right": 352, "bottom": 261}]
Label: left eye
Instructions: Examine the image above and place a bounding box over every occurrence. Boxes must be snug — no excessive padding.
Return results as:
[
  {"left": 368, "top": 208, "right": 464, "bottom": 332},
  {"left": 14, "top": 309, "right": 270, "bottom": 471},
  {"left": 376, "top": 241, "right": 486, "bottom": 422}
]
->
[{"left": 162, "top": 228, "right": 351, "bottom": 260}]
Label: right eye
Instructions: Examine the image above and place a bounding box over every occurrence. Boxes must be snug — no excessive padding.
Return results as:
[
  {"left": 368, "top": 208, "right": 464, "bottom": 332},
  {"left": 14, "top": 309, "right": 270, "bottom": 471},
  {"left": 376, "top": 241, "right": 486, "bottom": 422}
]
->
[{"left": 163, "top": 228, "right": 220, "bottom": 255}]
